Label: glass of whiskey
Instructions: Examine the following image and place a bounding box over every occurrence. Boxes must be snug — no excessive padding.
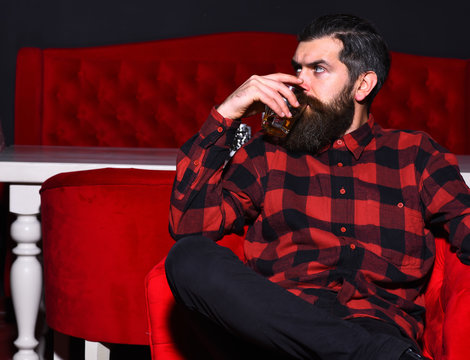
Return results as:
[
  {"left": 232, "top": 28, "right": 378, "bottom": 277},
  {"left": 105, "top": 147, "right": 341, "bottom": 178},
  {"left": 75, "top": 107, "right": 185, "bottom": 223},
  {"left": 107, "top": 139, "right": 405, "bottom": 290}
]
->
[{"left": 262, "top": 84, "right": 306, "bottom": 137}]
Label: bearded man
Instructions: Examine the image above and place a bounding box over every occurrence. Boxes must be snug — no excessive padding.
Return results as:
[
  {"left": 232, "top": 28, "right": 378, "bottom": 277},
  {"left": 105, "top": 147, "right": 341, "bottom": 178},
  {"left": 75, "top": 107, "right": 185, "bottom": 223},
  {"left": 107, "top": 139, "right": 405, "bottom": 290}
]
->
[{"left": 165, "top": 14, "right": 470, "bottom": 360}]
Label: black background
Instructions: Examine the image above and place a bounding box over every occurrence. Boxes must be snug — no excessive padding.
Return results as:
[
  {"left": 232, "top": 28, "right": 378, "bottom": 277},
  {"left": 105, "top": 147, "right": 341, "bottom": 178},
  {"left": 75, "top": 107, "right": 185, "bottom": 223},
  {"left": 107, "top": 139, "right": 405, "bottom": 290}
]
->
[{"left": 1, "top": 0, "right": 469, "bottom": 145}]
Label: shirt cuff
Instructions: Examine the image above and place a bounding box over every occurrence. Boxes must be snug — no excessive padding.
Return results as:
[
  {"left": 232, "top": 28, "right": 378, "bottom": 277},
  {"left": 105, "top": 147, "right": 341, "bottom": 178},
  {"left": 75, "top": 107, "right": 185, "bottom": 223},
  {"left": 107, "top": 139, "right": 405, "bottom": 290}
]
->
[{"left": 211, "top": 106, "right": 240, "bottom": 128}]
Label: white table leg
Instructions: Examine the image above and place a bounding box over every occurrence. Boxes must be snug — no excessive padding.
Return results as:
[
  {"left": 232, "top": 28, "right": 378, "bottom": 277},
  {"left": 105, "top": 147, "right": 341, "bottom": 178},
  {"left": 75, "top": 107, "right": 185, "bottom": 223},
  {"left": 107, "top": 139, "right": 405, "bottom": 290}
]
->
[
  {"left": 85, "top": 341, "right": 110, "bottom": 360},
  {"left": 9, "top": 185, "right": 42, "bottom": 360}
]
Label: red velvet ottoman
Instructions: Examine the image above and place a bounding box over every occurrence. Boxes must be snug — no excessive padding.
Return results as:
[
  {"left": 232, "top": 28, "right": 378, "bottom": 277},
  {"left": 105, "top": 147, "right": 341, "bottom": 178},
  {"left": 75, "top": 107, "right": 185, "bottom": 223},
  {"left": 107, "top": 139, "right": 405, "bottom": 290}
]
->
[{"left": 40, "top": 168, "right": 175, "bottom": 345}]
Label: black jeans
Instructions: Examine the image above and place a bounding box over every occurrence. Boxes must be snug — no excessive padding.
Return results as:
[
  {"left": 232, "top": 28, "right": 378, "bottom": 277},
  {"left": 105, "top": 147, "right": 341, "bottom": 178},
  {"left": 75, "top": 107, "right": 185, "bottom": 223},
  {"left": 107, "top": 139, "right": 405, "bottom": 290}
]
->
[{"left": 165, "top": 236, "right": 416, "bottom": 360}]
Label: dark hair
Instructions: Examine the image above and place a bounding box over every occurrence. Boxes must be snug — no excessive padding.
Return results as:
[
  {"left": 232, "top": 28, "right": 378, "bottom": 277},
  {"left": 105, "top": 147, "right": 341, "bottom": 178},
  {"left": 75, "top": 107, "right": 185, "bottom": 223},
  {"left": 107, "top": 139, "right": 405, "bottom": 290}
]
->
[{"left": 298, "top": 14, "right": 390, "bottom": 108}]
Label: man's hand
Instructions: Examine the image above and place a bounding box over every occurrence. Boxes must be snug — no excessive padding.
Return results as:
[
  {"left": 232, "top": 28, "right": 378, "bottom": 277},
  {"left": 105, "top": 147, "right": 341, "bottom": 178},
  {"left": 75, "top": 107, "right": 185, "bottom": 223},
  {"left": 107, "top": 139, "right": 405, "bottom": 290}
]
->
[{"left": 216, "top": 73, "right": 304, "bottom": 120}]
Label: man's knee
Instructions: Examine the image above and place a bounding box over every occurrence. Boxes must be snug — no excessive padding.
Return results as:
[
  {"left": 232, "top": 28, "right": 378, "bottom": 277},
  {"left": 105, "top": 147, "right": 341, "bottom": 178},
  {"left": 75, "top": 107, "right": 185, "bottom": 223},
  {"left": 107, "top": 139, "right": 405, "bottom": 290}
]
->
[
  {"left": 165, "top": 235, "right": 242, "bottom": 305},
  {"left": 165, "top": 235, "right": 212, "bottom": 288}
]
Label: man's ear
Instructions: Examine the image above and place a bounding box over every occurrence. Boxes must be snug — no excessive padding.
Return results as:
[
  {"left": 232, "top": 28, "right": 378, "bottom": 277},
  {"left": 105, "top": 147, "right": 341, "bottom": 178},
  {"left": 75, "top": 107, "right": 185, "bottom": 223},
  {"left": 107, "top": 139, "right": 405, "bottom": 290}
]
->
[{"left": 354, "top": 71, "right": 378, "bottom": 102}]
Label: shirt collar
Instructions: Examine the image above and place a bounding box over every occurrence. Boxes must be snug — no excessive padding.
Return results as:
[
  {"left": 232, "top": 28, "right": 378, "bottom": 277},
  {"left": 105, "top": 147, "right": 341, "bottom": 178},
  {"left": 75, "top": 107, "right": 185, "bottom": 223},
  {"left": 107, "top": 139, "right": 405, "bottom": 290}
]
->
[{"left": 339, "top": 114, "right": 375, "bottom": 160}]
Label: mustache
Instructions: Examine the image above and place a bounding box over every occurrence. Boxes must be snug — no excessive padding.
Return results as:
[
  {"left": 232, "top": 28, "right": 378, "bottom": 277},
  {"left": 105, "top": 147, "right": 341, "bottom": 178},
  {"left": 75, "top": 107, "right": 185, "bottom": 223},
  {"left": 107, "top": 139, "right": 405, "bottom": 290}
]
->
[{"left": 295, "top": 92, "right": 328, "bottom": 114}]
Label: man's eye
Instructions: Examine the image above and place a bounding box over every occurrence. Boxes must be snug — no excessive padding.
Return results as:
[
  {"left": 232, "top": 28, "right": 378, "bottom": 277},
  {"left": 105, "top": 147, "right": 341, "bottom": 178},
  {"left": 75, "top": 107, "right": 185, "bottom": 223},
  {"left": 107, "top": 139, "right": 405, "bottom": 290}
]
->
[{"left": 314, "top": 65, "right": 325, "bottom": 73}]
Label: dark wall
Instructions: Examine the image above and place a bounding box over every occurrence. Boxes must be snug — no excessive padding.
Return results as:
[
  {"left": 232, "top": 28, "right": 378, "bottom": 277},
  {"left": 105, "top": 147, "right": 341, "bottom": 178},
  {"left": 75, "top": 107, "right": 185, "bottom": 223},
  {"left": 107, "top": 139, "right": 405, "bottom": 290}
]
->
[{"left": 1, "top": 0, "right": 469, "bottom": 146}]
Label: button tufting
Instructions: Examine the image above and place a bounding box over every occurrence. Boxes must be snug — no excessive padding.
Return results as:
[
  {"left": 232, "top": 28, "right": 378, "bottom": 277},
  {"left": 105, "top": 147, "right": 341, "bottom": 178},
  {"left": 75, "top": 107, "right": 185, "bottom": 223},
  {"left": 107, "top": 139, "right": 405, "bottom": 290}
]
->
[
  {"left": 397, "top": 202, "right": 404, "bottom": 208},
  {"left": 340, "top": 188, "right": 346, "bottom": 195},
  {"left": 340, "top": 226, "right": 347, "bottom": 233},
  {"left": 217, "top": 127, "right": 224, "bottom": 133}
]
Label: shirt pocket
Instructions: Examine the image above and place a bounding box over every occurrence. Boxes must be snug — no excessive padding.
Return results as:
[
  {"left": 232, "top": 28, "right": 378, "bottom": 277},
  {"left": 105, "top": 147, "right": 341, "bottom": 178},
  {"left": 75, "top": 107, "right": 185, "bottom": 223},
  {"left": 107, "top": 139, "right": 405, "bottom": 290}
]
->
[{"left": 355, "top": 185, "right": 425, "bottom": 268}]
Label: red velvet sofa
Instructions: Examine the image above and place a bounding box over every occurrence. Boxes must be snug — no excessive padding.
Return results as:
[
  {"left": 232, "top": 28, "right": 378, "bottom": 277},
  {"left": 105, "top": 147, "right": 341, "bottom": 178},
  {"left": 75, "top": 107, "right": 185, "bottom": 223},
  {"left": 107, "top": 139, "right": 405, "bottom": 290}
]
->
[{"left": 14, "top": 32, "right": 470, "bottom": 359}]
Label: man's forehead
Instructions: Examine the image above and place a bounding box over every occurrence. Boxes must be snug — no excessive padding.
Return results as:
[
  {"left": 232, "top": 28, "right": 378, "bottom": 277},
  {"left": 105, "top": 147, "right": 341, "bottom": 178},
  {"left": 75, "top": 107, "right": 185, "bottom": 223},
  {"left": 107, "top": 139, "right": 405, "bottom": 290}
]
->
[{"left": 293, "top": 36, "right": 343, "bottom": 64}]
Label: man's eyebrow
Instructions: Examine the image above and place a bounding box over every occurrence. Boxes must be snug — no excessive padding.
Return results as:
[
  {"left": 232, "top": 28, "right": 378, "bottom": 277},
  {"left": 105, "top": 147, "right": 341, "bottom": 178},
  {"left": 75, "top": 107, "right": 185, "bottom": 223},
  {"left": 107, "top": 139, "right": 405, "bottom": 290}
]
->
[
  {"left": 291, "top": 59, "right": 329, "bottom": 69},
  {"left": 291, "top": 59, "right": 301, "bottom": 69}
]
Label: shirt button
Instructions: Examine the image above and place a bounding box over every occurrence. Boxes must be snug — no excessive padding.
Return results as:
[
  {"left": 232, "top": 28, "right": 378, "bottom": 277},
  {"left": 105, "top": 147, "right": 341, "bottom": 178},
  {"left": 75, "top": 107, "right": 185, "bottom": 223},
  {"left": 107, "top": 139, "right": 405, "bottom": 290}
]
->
[
  {"left": 339, "top": 188, "right": 346, "bottom": 195},
  {"left": 336, "top": 139, "right": 343, "bottom": 146},
  {"left": 397, "top": 202, "right": 404, "bottom": 208},
  {"left": 217, "top": 126, "right": 224, "bottom": 133},
  {"left": 350, "top": 244, "right": 356, "bottom": 250},
  {"left": 337, "top": 162, "right": 344, "bottom": 167},
  {"left": 340, "top": 226, "right": 347, "bottom": 233}
]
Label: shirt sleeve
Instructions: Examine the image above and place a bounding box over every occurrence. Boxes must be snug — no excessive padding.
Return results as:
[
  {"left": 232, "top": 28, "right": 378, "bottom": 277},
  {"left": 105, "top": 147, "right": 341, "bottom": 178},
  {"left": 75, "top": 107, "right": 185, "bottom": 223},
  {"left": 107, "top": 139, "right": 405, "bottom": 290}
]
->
[
  {"left": 169, "top": 107, "right": 261, "bottom": 241},
  {"left": 418, "top": 135, "right": 470, "bottom": 265}
]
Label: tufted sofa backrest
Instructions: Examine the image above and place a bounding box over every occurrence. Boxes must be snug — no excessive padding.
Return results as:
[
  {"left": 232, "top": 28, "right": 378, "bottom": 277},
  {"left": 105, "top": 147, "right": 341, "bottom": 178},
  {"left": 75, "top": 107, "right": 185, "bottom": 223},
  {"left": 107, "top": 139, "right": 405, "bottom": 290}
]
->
[
  {"left": 371, "top": 52, "right": 470, "bottom": 154},
  {"left": 14, "top": 32, "right": 296, "bottom": 148},
  {"left": 14, "top": 32, "right": 470, "bottom": 153}
]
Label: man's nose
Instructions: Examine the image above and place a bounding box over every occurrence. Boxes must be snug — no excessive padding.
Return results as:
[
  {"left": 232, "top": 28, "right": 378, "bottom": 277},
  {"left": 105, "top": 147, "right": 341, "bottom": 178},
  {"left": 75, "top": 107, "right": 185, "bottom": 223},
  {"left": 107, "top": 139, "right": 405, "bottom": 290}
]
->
[
  {"left": 297, "top": 77, "right": 310, "bottom": 92},
  {"left": 295, "top": 70, "right": 310, "bottom": 92}
]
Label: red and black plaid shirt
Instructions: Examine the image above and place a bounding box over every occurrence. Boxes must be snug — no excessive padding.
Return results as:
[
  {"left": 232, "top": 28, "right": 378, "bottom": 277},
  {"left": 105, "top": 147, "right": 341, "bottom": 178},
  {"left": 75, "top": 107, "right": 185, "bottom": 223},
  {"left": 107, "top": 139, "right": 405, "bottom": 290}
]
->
[{"left": 170, "top": 107, "right": 470, "bottom": 341}]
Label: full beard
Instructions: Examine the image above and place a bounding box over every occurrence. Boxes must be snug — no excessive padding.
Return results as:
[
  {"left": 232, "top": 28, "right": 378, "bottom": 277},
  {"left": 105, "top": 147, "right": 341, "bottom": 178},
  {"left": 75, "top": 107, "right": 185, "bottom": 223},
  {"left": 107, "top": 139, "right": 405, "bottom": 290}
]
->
[{"left": 280, "top": 85, "right": 355, "bottom": 155}]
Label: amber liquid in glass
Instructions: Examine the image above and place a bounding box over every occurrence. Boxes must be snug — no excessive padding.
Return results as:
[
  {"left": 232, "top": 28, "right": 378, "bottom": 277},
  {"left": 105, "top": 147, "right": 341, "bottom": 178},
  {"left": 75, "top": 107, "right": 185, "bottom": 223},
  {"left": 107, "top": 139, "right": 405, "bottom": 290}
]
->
[
  {"left": 261, "top": 84, "right": 306, "bottom": 138},
  {"left": 262, "top": 112, "right": 294, "bottom": 137}
]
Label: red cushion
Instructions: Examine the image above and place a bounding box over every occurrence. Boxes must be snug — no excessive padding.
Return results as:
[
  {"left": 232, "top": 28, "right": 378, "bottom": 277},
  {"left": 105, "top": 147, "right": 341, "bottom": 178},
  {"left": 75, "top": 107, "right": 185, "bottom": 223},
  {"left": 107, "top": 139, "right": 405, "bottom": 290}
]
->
[{"left": 40, "top": 168, "right": 176, "bottom": 344}]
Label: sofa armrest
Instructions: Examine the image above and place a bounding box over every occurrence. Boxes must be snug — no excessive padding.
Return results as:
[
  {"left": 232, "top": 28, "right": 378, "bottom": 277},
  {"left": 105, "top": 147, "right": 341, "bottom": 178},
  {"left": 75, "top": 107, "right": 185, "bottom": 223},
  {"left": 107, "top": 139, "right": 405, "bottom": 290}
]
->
[
  {"left": 440, "top": 241, "right": 470, "bottom": 360},
  {"left": 423, "top": 237, "right": 470, "bottom": 360},
  {"left": 146, "top": 258, "right": 185, "bottom": 360}
]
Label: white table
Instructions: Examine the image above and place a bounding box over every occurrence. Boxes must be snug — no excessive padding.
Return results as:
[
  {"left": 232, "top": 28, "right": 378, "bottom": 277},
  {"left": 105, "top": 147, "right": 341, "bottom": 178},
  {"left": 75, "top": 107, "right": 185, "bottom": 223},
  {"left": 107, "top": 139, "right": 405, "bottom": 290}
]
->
[
  {"left": 2, "top": 145, "right": 470, "bottom": 360},
  {"left": 0, "top": 145, "right": 178, "bottom": 360},
  {"left": 459, "top": 156, "right": 470, "bottom": 186}
]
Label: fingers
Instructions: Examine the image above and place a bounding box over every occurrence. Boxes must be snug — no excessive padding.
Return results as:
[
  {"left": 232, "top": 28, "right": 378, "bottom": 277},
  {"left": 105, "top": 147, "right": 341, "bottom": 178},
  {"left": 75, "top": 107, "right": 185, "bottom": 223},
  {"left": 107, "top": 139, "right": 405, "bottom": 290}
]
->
[
  {"left": 216, "top": 73, "right": 303, "bottom": 120},
  {"left": 256, "top": 75, "right": 303, "bottom": 117}
]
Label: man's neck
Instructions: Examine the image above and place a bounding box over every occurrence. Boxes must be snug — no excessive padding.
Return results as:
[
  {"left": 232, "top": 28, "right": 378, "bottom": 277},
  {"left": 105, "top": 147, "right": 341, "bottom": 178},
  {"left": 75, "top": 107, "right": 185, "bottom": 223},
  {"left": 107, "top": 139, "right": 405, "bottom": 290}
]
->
[{"left": 344, "top": 105, "right": 369, "bottom": 135}]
